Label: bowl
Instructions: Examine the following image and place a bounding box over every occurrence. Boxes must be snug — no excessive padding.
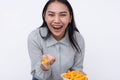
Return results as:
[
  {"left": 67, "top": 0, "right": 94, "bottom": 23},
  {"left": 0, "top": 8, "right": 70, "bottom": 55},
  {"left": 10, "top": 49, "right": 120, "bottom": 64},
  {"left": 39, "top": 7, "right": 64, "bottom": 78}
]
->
[
  {"left": 61, "top": 73, "right": 69, "bottom": 80},
  {"left": 61, "top": 72, "right": 88, "bottom": 80}
]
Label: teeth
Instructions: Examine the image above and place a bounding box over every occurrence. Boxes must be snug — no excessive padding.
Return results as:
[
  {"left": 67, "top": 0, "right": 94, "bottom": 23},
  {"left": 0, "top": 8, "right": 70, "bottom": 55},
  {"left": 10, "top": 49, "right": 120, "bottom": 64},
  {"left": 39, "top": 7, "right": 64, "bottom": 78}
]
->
[
  {"left": 53, "top": 26, "right": 62, "bottom": 29},
  {"left": 53, "top": 26, "right": 61, "bottom": 28}
]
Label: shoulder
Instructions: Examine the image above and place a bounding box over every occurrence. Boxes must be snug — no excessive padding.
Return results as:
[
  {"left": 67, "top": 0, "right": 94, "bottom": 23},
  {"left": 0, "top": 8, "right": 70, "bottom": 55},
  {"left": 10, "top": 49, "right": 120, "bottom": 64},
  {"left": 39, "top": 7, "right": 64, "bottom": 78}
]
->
[
  {"left": 74, "top": 31, "right": 84, "bottom": 43},
  {"left": 27, "top": 27, "right": 46, "bottom": 45},
  {"left": 28, "top": 28, "right": 40, "bottom": 41},
  {"left": 74, "top": 31, "right": 85, "bottom": 50},
  {"left": 27, "top": 28, "right": 45, "bottom": 48}
]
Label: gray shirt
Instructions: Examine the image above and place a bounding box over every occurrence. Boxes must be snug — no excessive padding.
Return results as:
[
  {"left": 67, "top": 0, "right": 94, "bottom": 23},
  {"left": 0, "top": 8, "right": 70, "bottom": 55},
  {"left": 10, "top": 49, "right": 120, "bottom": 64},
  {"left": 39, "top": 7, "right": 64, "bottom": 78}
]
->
[{"left": 27, "top": 27, "right": 85, "bottom": 80}]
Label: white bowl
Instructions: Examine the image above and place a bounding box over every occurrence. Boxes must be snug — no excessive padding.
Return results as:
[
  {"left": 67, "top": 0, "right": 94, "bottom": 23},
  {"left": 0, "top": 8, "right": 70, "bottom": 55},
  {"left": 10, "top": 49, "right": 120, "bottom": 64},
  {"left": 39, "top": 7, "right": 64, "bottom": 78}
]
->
[
  {"left": 61, "top": 73, "right": 69, "bottom": 80},
  {"left": 61, "top": 72, "right": 88, "bottom": 80}
]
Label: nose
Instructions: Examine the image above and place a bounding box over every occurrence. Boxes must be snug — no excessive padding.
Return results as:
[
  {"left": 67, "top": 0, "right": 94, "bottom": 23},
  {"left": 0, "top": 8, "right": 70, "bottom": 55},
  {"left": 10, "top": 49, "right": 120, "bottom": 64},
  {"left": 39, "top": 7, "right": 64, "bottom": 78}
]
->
[{"left": 54, "top": 15, "right": 60, "bottom": 23}]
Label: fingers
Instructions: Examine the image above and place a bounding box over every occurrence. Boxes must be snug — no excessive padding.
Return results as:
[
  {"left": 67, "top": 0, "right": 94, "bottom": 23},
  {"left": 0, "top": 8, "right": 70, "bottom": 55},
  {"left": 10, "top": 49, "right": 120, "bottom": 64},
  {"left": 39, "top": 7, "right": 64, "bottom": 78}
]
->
[
  {"left": 41, "top": 55, "right": 50, "bottom": 71},
  {"left": 49, "top": 57, "right": 56, "bottom": 65},
  {"left": 42, "top": 54, "right": 56, "bottom": 65},
  {"left": 40, "top": 54, "right": 56, "bottom": 71}
]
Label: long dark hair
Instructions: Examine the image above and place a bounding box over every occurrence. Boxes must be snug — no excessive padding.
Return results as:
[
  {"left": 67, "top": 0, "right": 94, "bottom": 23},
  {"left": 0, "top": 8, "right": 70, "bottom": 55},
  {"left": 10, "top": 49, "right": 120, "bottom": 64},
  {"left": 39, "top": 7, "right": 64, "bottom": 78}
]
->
[{"left": 40, "top": 0, "right": 81, "bottom": 53}]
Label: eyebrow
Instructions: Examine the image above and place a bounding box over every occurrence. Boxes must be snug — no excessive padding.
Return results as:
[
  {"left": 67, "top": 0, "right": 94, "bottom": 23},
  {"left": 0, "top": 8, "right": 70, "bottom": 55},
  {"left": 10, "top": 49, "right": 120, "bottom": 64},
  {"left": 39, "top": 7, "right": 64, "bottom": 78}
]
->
[{"left": 47, "top": 11, "right": 68, "bottom": 14}]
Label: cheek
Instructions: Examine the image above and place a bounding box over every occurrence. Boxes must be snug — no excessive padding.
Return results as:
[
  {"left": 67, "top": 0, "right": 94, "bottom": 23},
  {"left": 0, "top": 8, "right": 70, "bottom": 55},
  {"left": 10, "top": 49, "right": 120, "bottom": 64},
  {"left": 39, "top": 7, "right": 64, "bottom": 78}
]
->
[
  {"left": 45, "top": 16, "right": 51, "bottom": 24},
  {"left": 62, "top": 19, "right": 70, "bottom": 27},
  {"left": 62, "top": 17, "right": 71, "bottom": 24}
]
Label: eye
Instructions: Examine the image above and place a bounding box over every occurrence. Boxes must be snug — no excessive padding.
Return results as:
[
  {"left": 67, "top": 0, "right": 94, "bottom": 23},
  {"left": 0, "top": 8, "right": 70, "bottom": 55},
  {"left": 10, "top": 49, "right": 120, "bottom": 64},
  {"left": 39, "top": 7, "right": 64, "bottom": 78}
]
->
[
  {"left": 48, "top": 14, "right": 54, "bottom": 17},
  {"left": 60, "top": 14, "right": 67, "bottom": 17}
]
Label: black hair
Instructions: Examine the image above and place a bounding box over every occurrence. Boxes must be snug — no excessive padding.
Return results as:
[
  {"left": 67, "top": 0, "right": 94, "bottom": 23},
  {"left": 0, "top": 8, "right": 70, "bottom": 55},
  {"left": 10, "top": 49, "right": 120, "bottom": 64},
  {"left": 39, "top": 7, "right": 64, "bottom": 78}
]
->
[{"left": 40, "top": 0, "right": 81, "bottom": 53}]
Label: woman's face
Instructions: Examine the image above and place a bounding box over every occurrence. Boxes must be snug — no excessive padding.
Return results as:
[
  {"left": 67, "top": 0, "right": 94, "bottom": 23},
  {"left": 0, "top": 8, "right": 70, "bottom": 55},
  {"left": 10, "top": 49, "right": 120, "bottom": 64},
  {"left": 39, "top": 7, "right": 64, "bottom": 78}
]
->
[{"left": 45, "top": 1, "right": 72, "bottom": 40}]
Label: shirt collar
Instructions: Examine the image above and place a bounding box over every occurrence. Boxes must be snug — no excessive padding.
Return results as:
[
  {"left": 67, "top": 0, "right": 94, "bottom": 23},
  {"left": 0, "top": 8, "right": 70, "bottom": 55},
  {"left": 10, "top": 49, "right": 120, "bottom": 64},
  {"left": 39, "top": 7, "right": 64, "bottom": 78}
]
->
[{"left": 46, "top": 31, "right": 70, "bottom": 47}]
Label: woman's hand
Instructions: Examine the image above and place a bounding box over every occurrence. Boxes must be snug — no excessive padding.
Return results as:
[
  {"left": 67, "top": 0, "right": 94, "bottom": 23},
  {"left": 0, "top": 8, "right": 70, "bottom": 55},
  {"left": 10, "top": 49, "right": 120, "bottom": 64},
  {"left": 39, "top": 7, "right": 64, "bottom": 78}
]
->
[{"left": 40, "top": 54, "right": 56, "bottom": 71}]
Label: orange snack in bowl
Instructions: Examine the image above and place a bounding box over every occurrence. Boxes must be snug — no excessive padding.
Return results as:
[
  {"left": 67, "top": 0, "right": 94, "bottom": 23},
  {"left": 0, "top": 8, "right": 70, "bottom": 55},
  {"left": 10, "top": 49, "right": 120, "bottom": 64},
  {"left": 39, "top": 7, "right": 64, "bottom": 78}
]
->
[{"left": 63, "top": 70, "right": 88, "bottom": 80}]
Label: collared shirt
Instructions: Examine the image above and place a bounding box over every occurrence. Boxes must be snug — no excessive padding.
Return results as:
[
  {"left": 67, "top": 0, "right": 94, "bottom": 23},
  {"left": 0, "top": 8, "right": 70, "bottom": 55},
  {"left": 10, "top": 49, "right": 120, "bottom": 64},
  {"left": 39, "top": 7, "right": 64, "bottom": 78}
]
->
[{"left": 28, "top": 27, "right": 85, "bottom": 80}]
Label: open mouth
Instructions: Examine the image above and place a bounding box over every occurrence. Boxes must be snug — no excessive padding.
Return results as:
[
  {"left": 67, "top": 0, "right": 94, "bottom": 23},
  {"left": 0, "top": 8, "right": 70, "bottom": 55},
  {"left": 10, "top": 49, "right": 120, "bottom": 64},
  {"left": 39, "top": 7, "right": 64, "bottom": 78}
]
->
[{"left": 53, "top": 26, "right": 63, "bottom": 30}]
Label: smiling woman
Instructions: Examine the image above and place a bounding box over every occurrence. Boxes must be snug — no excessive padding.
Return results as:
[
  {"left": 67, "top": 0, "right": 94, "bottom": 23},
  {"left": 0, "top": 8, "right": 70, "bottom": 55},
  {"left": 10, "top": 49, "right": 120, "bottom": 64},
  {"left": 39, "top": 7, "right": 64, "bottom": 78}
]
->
[
  {"left": 45, "top": 1, "right": 71, "bottom": 40},
  {"left": 27, "top": 0, "right": 86, "bottom": 80}
]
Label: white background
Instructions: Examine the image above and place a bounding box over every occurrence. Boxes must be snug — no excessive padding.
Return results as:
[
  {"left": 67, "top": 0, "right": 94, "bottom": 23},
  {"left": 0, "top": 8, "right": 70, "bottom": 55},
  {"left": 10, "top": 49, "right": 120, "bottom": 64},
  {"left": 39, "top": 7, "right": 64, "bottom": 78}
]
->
[{"left": 0, "top": 0, "right": 120, "bottom": 80}]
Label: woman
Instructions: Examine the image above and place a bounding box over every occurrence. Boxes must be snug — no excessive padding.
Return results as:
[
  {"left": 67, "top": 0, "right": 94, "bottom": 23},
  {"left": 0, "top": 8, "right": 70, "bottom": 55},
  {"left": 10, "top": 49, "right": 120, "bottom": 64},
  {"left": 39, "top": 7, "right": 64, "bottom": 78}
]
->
[{"left": 28, "top": 0, "right": 85, "bottom": 80}]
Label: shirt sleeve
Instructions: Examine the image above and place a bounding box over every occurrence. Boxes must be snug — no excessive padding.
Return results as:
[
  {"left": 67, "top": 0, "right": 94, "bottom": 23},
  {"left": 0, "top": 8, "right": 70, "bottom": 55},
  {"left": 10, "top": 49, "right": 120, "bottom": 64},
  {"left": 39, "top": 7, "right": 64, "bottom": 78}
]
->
[
  {"left": 27, "top": 30, "right": 51, "bottom": 80},
  {"left": 70, "top": 32, "right": 85, "bottom": 73}
]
